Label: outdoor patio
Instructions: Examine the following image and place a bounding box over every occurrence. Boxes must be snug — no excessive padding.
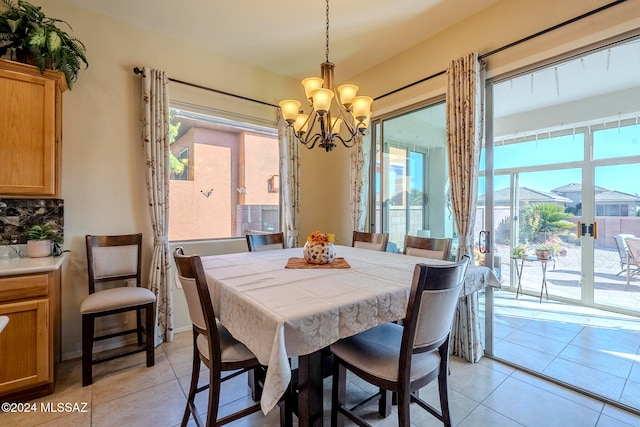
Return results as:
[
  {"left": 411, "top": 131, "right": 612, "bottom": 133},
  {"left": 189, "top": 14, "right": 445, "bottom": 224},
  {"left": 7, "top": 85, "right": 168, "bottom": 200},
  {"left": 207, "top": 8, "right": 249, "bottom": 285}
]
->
[{"left": 480, "top": 277, "right": 640, "bottom": 414}]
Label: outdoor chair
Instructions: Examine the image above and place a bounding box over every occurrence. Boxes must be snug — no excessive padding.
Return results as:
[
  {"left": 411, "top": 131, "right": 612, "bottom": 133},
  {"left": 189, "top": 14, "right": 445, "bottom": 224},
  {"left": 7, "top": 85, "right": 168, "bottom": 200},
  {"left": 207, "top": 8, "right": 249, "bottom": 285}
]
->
[
  {"left": 614, "top": 234, "right": 636, "bottom": 276},
  {"left": 624, "top": 237, "right": 640, "bottom": 286}
]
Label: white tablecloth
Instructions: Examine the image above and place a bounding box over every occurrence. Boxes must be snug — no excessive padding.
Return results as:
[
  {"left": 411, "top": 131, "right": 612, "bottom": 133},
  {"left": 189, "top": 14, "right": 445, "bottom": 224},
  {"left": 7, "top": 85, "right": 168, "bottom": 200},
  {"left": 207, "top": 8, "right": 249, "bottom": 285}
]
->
[{"left": 201, "top": 246, "right": 498, "bottom": 413}]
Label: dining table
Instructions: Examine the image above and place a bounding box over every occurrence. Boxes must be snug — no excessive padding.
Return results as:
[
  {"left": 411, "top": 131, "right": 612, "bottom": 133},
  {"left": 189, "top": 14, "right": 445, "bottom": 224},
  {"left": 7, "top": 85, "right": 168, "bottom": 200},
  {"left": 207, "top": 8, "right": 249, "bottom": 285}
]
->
[{"left": 201, "top": 245, "right": 499, "bottom": 426}]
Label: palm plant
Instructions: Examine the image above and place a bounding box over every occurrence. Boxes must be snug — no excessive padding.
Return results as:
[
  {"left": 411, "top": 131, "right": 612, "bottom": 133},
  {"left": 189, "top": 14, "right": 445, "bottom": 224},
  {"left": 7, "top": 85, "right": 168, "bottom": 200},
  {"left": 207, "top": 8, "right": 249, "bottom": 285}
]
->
[{"left": 0, "top": 0, "right": 88, "bottom": 88}]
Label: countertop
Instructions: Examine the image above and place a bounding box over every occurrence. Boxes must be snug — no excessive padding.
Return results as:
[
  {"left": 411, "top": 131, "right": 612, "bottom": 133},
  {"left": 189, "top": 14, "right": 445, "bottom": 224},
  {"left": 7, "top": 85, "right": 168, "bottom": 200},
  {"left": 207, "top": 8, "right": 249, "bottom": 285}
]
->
[{"left": 0, "top": 253, "right": 68, "bottom": 276}]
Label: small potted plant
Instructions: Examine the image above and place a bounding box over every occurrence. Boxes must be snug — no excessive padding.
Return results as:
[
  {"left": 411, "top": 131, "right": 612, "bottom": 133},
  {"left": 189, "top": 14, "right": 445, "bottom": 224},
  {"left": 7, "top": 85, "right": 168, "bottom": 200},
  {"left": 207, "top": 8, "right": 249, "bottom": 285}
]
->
[
  {"left": 511, "top": 243, "right": 527, "bottom": 258},
  {"left": 0, "top": 0, "right": 88, "bottom": 88},
  {"left": 535, "top": 240, "right": 561, "bottom": 260},
  {"left": 26, "top": 223, "right": 61, "bottom": 257}
]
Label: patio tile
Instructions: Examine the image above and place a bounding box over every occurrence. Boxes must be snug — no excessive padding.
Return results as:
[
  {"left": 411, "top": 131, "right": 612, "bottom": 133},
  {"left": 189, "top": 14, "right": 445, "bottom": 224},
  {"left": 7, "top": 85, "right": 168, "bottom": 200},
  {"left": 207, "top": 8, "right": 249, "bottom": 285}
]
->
[
  {"left": 601, "top": 404, "right": 640, "bottom": 427},
  {"left": 558, "top": 344, "right": 634, "bottom": 379},
  {"left": 493, "top": 340, "right": 555, "bottom": 373},
  {"left": 543, "top": 357, "right": 626, "bottom": 401},
  {"left": 620, "top": 379, "right": 640, "bottom": 408},
  {"left": 502, "top": 329, "right": 568, "bottom": 356}
]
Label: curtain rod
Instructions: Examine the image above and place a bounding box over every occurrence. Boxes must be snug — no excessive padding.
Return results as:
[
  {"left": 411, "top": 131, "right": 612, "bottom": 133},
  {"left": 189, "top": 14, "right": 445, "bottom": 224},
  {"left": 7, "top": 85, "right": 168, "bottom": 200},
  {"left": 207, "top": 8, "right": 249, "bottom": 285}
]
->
[
  {"left": 374, "top": 0, "right": 628, "bottom": 101},
  {"left": 132, "top": 67, "right": 278, "bottom": 108}
]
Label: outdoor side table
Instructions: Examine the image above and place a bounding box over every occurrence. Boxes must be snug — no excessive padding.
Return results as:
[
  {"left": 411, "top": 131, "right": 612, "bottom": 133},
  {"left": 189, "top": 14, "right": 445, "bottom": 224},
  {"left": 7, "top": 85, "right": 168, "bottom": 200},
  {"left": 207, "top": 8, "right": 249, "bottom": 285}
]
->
[{"left": 511, "top": 256, "right": 553, "bottom": 303}]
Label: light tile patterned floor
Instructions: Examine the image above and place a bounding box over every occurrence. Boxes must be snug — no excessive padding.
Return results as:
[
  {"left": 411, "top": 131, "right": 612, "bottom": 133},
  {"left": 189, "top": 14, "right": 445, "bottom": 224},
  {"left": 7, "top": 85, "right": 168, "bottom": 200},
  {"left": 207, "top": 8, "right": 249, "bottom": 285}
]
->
[
  {"left": 1, "top": 329, "right": 640, "bottom": 426},
  {"left": 486, "top": 289, "right": 640, "bottom": 416}
]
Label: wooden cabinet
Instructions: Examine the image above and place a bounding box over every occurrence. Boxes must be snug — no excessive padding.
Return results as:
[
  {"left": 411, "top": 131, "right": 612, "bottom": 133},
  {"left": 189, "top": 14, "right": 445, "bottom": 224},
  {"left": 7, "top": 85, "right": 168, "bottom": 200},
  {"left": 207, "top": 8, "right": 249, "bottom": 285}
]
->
[
  {"left": 0, "top": 269, "right": 61, "bottom": 400},
  {"left": 0, "top": 59, "right": 67, "bottom": 198}
]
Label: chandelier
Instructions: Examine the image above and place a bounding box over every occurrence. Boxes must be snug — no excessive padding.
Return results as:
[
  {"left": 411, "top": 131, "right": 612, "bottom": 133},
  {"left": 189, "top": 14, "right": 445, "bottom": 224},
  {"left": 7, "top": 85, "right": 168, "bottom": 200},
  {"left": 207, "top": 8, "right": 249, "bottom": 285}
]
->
[{"left": 279, "top": 0, "right": 373, "bottom": 152}]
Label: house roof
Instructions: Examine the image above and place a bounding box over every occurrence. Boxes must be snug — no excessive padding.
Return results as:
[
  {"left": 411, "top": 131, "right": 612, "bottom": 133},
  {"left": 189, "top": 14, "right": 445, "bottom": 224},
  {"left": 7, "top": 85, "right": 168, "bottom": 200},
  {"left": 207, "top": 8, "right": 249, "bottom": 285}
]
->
[
  {"left": 478, "top": 187, "right": 572, "bottom": 205},
  {"left": 595, "top": 190, "right": 640, "bottom": 203},
  {"left": 552, "top": 183, "right": 609, "bottom": 194}
]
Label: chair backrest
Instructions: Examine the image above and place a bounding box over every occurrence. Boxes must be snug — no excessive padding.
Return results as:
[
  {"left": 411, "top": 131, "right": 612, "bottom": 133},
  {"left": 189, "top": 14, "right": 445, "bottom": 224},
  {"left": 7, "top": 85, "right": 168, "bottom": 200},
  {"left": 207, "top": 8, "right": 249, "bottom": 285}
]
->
[
  {"left": 615, "top": 234, "right": 635, "bottom": 265},
  {"left": 403, "top": 235, "right": 453, "bottom": 261},
  {"left": 172, "top": 247, "right": 219, "bottom": 348},
  {"left": 86, "top": 233, "right": 142, "bottom": 294},
  {"left": 352, "top": 231, "right": 389, "bottom": 252},
  {"left": 625, "top": 237, "right": 640, "bottom": 266},
  {"left": 246, "top": 232, "right": 285, "bottom": 252},
  {"left": 401, "top": 256, "right": 469, "bottom": 358}
]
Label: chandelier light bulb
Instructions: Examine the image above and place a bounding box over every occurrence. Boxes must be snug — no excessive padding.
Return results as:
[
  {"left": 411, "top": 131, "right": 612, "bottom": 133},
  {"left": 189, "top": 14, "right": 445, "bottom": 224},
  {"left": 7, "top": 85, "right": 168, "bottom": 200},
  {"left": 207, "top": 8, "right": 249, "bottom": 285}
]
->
[
  {"left": 337, "top": 84, "right": 359, "bottom": 107},
  {"left": 279, "top": 100, "right": 301, "bottom": 123},
  {"left": 351, "top": 96, "right": 373, "bottom": 121},
  {"left": 294, "top": 113, "right": 309, "bottom": 134},
  {"left": 302, "top": 77, "right": 324, "bottom": 100},
  {"left": 310, "top": 88, "right": 334, "bottom": 114}
]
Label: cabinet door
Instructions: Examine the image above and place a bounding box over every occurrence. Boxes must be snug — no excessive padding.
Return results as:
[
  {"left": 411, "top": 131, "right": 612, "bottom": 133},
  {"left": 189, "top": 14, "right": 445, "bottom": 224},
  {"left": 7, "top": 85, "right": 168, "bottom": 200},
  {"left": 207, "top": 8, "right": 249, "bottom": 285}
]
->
[
  {"left": 0, "top": 68, "right": 57, "bottom": 196},
  {"left": 0, "top": 299, "right": 50, "bottom": 395}
]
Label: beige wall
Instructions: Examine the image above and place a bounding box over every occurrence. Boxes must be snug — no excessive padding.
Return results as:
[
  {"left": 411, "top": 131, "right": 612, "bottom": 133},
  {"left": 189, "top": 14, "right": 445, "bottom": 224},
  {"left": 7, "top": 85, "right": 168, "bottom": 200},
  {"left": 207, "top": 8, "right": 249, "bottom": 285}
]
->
[
  {"left": 26, "top": 0, "right": 640, "bottom": 359},
  {"left": 30, "top": 0, "right": 298, "bottom": 359}
]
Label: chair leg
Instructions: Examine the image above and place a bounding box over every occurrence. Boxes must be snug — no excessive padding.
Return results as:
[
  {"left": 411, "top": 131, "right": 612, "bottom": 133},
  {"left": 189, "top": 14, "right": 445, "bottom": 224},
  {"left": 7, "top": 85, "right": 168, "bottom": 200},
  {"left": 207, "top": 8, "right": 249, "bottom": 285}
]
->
[
  {"left": 136, "top": 307, "right": 143, "bottom": 346},
  {"left": 437, "top": 369, "right": 452, "bottom": 427},
  {"left": 145, "top": 302, "right": 155, "bottom": 367},
  {"left": 182, "top": 330, "right": 201, "bottom": 427},
  {"left": 378, "top": 388, "right": 392, "bottom": 417},
  {"left": 396, "top": 389, "right": 411, "bottom": 427},
  {"left": 249, "top": 366, "right": 264, "bottom": 401},
  {"left": 82, "top": 314, "right": 94, "bottom": 387},
  {"left": 331, "top": 361, "right": 346, "bottom": 427},
  {"left": 206, "top": 361, "right": 222, "bottom": 427}
]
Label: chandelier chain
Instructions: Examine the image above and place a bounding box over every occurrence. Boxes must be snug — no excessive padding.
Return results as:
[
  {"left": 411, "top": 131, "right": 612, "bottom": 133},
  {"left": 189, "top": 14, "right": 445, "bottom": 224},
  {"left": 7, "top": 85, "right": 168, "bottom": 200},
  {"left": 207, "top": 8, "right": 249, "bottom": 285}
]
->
[{"left": 325, "top": 0, "right": 330, "bottom": 62}]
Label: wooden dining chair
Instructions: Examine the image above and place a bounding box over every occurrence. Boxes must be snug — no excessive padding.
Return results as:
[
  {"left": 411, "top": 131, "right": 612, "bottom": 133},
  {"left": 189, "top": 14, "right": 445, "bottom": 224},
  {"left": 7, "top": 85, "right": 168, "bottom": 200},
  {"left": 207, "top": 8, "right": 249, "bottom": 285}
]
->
[
  {"left": 403, "top": 235, "right": 453, "bottom": 261},
  {"left": 330, "top": 257, "right": 469, "bottom": 427},
  {"left": 352, "top": 231, "right": 389, "bottom": 252},
  {"left": 246, "top": 232, "right": 285, "bottom": 252},
  {"left": 173, "top": 247, "right": 289, "bottom": 426},
  {"left": 80, "top": 233, "right": 156, "bottom": 386}
]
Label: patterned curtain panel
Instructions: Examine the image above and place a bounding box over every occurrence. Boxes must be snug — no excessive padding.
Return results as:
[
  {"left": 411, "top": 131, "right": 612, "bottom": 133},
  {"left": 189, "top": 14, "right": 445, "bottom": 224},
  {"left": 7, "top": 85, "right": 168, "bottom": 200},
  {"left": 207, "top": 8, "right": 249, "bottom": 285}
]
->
[
  {"left": 446, "top": 52, "right": 485, "bottom": 262},
  {"left": 278, "top": 110, "right": 300, "bottom": 248},
  {"left": 141, "top": 67, "right": 174, "bottom": 345},
  {"left": 350, "top": 132, "right": 370, "bottom": 232}
]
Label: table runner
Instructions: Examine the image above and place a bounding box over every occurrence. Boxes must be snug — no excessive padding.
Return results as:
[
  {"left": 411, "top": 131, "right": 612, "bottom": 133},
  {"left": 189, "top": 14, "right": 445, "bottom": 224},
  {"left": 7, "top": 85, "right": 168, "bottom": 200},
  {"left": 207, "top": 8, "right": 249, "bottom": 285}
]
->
[{"left": 285, "top": 257, "right": 351, "bottom": 269}]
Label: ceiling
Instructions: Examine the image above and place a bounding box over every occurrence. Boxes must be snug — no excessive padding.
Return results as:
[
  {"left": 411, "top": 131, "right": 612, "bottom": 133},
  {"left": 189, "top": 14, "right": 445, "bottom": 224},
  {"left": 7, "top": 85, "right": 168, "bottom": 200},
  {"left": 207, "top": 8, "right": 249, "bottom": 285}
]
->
[{"left": 63, "top": 0, "right": 499, "bottom": 80}]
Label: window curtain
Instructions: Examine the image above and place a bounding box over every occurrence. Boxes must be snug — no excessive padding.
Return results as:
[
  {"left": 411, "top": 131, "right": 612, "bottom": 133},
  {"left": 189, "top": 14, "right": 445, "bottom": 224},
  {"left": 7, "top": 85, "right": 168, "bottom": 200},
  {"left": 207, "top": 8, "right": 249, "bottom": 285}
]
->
[
  {"left": 350, "top": 132, "right": 370, "bottom": 232},
  {"left": 446, "top": 52, "right": 484, "bottom": 261},
  {"left": 446, "top": 53, "right": 485, "bottom": 363},
  {"left": 278, "top": 110, "right": 300, "bottom": 248},
  {"left": 141, "top": 67, "right": 174, "bottom": 345}
]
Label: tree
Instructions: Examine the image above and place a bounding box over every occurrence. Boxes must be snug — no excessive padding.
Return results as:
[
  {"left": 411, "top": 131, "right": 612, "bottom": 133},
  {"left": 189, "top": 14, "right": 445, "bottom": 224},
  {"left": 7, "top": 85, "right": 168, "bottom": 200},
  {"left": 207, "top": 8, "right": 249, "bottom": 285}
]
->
[
  {"left": 519, "top": 203, "right": 573, "bottom": 243},
  {"left": 168, "top": 112, "right": 184, "bottom": 176}
]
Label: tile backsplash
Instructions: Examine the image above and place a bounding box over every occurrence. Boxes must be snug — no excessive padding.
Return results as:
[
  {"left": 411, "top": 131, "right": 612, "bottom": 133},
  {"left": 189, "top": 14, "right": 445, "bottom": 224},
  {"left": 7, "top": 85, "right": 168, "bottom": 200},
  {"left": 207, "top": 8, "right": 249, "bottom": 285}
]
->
[{"left": 0, "top": 199, "right": 64, "bottom": 244}]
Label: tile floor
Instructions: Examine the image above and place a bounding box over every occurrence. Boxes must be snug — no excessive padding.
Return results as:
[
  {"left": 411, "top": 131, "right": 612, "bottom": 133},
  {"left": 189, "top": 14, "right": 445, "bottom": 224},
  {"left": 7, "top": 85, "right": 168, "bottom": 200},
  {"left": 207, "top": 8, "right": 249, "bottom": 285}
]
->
[
  {"left": 486, "top": 289, "right": 640, "bottom": 414},
  {"left": 2, "top": 330, "right": 640, "bottom": 427}
]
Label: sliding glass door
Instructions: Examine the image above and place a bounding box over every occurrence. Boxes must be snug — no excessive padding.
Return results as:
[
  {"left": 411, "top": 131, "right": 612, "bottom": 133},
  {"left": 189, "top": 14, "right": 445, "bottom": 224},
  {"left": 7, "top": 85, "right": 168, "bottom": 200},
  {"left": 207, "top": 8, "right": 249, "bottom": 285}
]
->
[{"left": 372, "top": 101, "right": 455, "bottom": 253}]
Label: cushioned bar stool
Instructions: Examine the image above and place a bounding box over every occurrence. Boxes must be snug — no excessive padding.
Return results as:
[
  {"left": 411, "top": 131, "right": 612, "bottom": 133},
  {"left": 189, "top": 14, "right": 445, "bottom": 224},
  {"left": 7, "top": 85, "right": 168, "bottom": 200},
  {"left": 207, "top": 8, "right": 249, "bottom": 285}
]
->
[{"left": 81, "top": 233, "right": 156, "bottom": 386}]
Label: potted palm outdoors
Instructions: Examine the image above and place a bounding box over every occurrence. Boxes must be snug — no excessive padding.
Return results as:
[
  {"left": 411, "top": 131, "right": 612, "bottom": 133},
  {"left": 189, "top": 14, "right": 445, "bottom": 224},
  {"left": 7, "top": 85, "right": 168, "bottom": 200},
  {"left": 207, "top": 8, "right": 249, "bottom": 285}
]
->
[
  {"left": 0, "top": 0, "right": 88, "bottom": 88},
  {"left": 26, "top": 223, "right": 61, "bottom": 257}
]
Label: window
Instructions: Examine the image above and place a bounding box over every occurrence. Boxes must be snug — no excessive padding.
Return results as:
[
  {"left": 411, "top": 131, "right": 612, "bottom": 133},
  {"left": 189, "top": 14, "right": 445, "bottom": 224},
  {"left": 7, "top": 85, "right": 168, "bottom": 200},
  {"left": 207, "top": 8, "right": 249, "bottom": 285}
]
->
[{"left": 168, "top": 108, "right": 280, "bottom": 241}]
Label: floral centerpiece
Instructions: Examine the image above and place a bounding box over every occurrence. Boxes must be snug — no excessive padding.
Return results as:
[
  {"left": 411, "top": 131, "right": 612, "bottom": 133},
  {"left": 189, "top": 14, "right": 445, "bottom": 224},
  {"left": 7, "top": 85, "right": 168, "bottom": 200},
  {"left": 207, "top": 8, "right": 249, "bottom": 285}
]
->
[
  {"left": 535, "top": 240, "right": 561, "bottom": 260},
  {"left": 303, "top": 230, "right": 336, "bottom": 265}
]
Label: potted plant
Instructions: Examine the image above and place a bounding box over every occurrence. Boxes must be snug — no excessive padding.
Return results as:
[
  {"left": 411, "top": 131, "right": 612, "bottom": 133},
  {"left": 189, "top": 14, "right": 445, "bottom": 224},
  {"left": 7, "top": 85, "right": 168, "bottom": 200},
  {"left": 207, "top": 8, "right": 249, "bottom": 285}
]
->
[
  {"left": 535, "top": 240, "right": 561, "bottom": 260},
  {"left": 511, "top": 243, "right": 527, "bottom": 258},
  {"left": 0, "top": 0, "right": 88, "bottom": 88},
  {"left": 26, "top": 223, "right": 61, "bottom": 257}
]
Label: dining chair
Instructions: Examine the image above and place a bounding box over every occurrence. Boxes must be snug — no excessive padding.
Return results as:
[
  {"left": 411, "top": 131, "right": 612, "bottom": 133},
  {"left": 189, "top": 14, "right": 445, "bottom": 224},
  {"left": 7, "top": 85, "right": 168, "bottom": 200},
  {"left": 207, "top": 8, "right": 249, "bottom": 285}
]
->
[
  {"left": 624, "top": 237, "right": 640, "bottom": 286},
  {"left": 403, "top": 235, "right": 453, "bottom": 261},
  {"left": 330, "top": 256, "right": 469, "bottom": 427},
  {"left": 80, "top": 233, "right": 156, "bottom": 386},
  {"left": 352, "top": 231, "right": 389, "bottom": 252},
  {"left": 173, "top": 247, "right": 289, "bottom": 427},
  {"left": 246, "top": 232, "right": 285, "bottom": 252}
]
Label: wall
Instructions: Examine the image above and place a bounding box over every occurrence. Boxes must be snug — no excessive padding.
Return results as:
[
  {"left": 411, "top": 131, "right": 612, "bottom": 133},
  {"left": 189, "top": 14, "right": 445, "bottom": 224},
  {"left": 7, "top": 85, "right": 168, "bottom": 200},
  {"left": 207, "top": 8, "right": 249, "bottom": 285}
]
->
[
  {"left": 22, "top": 0, "right": 640, "bottom": 360},
  {"left": 26, "top": 0, "right": 299, "bottom": 360}
]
